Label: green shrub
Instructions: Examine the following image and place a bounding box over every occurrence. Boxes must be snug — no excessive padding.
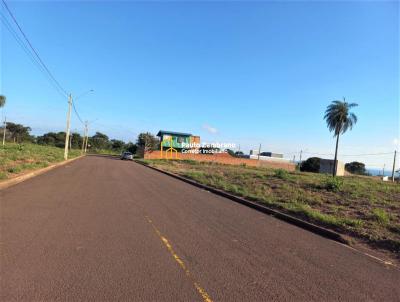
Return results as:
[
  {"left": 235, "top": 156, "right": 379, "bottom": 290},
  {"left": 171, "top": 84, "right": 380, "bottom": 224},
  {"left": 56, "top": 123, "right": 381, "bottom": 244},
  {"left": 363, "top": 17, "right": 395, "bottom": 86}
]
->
[
  {"left": 371, "top": 209, "right": 390, "bottom": 225},
  {"left": 7, "top": 166, "right": 22, "bottom": 173},
  {"left": 274, "top": 169, "right": 290, "bottom": 180},
  {"left": 323, "top": 176, "right": 344, "bottom": 192},
  {"left": 300, "top": 157, "right": 321, "bottom": 173}
]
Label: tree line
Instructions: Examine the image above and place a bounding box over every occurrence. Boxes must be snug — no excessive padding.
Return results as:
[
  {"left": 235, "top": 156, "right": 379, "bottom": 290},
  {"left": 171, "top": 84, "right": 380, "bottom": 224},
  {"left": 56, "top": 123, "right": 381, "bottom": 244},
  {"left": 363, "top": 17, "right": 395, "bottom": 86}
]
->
[
  {"left": 300, "top": 157, "right": 368, "bottom": 175},
  {"left": 0, "top": 121, "right": 142, "bottom": 154}
]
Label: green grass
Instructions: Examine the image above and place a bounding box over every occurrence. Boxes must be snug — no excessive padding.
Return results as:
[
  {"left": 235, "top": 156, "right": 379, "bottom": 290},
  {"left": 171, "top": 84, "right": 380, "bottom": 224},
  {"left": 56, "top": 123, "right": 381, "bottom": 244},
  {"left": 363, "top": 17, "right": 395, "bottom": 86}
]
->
[
  {"left": 323, "top": 176, "right": 344, "bottom": 192},
  {"left": 0, "top": 143, "right": 81, "bottom": 180},
  {"left": 142, "top": 159, "right": 400, "bottom": 255},
  {"left": 371, "top": 208, "right": 391, "bottom": 226},
  {"left": 274, "top": 169, "right": 291, "bottom": 180}
]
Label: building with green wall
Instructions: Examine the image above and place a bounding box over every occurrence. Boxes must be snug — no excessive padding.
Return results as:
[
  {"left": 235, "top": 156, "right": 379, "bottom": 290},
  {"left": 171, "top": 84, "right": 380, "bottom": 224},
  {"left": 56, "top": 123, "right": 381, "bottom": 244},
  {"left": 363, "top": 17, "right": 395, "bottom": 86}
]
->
[{"left": 157, "top": 130, "right": 200, "bottom": 150}]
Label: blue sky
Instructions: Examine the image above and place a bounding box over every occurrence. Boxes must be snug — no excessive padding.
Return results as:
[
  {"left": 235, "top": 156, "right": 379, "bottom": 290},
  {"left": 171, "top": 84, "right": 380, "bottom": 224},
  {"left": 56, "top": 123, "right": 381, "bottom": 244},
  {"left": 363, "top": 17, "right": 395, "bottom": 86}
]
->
[{"left": 1, "top": 1, "right": 399, "bottom": 169}]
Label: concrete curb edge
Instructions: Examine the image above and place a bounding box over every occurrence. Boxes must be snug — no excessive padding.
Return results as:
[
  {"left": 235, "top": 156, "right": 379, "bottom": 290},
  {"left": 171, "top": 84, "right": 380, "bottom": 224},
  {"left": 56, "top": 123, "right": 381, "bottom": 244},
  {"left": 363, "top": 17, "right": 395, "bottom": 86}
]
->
[
  {"left": 0, "top": 156, "right": 85, "bottom": 190},
  {"left": 135, "top": 160, "right": 349, "bottom": 245}
]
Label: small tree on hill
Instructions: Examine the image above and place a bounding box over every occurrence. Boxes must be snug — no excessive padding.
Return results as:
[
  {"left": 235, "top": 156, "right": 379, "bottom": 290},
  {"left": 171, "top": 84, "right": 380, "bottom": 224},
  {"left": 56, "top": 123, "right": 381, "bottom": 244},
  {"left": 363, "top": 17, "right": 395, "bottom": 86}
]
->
[
  {"left": 345, "top": 161, "right": 366, "bottom": 175},
  {"left": 300, "top": 157, "right": 321, "bottom": 173},
  {"left": 5, "top": 122, "right": 32, "bottom": 143}
]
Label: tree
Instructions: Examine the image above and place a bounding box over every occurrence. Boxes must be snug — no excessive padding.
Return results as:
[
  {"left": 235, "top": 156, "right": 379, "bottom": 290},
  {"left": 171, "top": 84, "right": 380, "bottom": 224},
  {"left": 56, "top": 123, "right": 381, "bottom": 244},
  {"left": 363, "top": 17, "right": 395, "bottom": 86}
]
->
[
  {"left": 5, "top": 122, "right": 32, "bottom": 143},
  {"left": 137, "top": 132, "right": 158, "bottom": 152},
  {"left": 324, "top": 98, "right": 358, "bottom": 176},
  {"left": 0, "top": 95, "right": 5, "bottom": 108},
  {"left": 90, "top": 132, "right": 110, "bottom": 150},
  {"left": 226, "top": 149, "right": 235, "bottom": 157},
  {"left": 345, "top": 161, "right": 366, "bottom": 175},
  {"left": 37, "top": 132, "right": 66, "bottom": 148},
  {"left": 125, "top": 142, "right": 137, "bottom": 154},
  {"left": 300, "top": 157, "right": 321, "bottom": 173},
  {"left": 111, "top": 139, "right": 125, "bottom": 152},
  {"left": 70, "top": 132, "right": 83, "bottom": 149}
]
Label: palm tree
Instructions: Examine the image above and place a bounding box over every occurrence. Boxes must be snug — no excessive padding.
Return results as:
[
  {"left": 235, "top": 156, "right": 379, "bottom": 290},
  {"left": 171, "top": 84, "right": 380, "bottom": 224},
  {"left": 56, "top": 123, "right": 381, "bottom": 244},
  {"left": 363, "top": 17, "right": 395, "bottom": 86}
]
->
[
  {"left": 324, "top": 98, "right": 358, "bottom": 176},
  {"left": 0, "top": 95, "right": 5, "bottom": 108}
]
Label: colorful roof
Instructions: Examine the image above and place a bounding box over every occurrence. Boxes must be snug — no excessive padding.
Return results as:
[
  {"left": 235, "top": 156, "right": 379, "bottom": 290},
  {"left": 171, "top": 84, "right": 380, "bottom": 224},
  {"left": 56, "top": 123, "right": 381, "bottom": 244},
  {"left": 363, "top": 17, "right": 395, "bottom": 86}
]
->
[{"left": 157, "top": 130, "right": 192, "bottom": 137}]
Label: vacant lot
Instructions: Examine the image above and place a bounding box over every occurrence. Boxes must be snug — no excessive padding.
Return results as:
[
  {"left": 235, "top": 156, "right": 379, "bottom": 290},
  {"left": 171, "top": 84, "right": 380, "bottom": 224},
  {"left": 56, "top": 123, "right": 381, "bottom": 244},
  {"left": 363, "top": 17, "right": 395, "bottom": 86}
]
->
[
  {"left": 0, "top": 143, "right": 81, "bottom": 180},
  {"left": 142, "top": 159, "right": 400, "bottom": 257}
]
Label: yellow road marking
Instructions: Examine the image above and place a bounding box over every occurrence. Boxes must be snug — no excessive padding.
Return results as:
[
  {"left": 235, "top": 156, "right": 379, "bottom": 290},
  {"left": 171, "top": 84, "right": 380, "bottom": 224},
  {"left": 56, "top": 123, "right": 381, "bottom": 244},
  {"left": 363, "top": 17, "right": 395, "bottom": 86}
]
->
[{"left": 145, "top": 216, "right": 213, "bottom": 302}]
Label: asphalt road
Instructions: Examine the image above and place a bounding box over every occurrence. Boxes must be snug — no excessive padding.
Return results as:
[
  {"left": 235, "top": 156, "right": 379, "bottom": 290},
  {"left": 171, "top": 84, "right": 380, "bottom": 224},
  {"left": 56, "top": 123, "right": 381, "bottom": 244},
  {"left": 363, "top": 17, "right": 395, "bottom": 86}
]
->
[{"left": 1, "top": 156, "right": 399, "bottom": 302}]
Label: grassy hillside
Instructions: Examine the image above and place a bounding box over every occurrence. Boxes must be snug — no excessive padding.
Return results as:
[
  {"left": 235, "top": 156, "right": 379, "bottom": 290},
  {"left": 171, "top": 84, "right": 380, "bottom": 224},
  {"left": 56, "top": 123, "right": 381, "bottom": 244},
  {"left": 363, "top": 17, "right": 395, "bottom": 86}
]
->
[
  {"left": 0, "top": 143, "right": 81, "bottom": 180},
  {"left": 142, "top": 159, "right": 400, "bottom": 257}
]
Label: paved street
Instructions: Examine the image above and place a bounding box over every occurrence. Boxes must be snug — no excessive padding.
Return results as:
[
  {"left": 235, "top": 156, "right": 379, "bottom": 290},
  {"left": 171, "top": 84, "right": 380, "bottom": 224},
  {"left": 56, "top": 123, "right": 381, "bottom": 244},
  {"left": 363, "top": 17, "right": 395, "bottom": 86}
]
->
[{"left": 1, "top": 156, "right": 399, "bottom": 301}]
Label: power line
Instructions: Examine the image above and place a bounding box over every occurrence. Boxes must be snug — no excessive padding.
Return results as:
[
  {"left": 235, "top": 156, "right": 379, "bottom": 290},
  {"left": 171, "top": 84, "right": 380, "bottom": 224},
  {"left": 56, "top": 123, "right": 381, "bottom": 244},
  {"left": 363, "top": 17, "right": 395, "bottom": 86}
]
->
[
  {"left": 302, "top": 151, "right": 393, "bottom": 157},
  {"left": 71, "top": 100, "right": 84, "bottom": 125},
  {"left": 1, "top": 0, "right": 68, "bottom": 97},
  {"left": 341, "top": 152, "right": 394, "bottom": 157},
  {"left": 0, "top": 11, "right": 66, "bottom": 97}
]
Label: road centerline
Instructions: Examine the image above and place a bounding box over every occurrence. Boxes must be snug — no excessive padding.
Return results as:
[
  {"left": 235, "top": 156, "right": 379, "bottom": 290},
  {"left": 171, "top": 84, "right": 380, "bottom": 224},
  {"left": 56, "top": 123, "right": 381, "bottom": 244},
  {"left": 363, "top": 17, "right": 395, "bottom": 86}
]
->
[{"left": 145, "top": 215, "right": 213, "bottom": 302}]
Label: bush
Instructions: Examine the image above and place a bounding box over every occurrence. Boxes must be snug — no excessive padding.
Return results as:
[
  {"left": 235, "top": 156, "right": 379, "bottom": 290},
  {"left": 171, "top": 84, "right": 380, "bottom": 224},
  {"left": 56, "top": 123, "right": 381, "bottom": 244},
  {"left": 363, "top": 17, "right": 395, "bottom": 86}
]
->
[
  {"left": 371, "top": 209, "right": 390, "bottom": 225},
  {"left": 345, "top": 161, "right": 367, "bottom": 175},
  {"left": 300, "top": 157, "right": 321, "bottom": 173},
  {"left": 323, "top": 176, "right": 344, "bottom": 192},
  {"left": 274, "top": 169, "right": 290, "bottom": 180}
]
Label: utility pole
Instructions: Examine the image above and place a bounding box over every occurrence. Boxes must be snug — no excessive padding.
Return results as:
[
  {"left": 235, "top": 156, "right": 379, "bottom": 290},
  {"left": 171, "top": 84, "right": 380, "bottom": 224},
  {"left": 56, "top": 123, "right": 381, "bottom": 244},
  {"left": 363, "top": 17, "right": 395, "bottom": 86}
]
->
[
  {"left": 391, "top": 150, "right": 397, "bottom": 182},
  {"left": 258, "top": 144, "right": 261, "bottom": 160},
  {"left": 64, "top": 94, "right": 72, "bottom": 160},
  {"left": 84, "top": 136, "right": 89, "bottom": 153},
  {"left": 299, "top": 150, "right": 303, "bottom": 164},
  {"left": 81, "top": 121, "right": 88, "bottom": 154},
  {"left": 2, "top": 117, "right": 6, "bottom": 147},
  {"left": 382, "top": 164, "right": 385, "bottom": 177},
  {"left": 69, "top": 133, "right": 73, "bottom": 150},
  {"left": 293, "top": 155, "right": 296, "bottom": 163},
  {"left": 84, "top": 123, "right": 89, "bottom": 153}
]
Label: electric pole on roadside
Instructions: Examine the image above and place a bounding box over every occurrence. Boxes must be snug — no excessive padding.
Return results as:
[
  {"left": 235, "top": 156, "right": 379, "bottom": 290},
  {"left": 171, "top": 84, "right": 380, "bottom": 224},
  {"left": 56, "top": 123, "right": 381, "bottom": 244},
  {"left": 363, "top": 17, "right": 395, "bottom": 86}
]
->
[
  {"left": 64, "top": 94, "right": 72, "bottom": 160},
  {"left": 299, "top": 150, "right": 303, "bottom": 164},
  {"left": 391, "top": 150, "right": 397, "bottom": 182},
  {"left": 84, "top": 135, "right": 89, "bottom": 153},
  {"left": 81, "top": 121, "right": 88, "bottom": 154},
  {"left": 64, "top": 89, "right": 94, "bottom": 159},
  {"left": 258, "top": 144, "right": 261, "bottom": 160},
  {"left": 84, "top": 121, "right": 90, "bottom": 153},
  {"left": 2, "top": 117, "right": 6, "bottom": 147}
]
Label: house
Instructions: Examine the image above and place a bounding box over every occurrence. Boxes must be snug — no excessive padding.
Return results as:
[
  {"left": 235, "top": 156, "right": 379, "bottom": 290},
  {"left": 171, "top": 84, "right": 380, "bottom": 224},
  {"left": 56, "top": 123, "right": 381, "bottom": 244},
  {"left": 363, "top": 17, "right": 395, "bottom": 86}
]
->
[
  {"left": 248, "top": 150, "right": 289, "bottom": 162},
  {"left": 157, "top": 130, "right": 200, "bottom": 151},
  {"left": 319, "top": 159, "right": 345, "bottom": 176},
  {"left": 250, "top": 150, "right": 283, "bottom": 158}
]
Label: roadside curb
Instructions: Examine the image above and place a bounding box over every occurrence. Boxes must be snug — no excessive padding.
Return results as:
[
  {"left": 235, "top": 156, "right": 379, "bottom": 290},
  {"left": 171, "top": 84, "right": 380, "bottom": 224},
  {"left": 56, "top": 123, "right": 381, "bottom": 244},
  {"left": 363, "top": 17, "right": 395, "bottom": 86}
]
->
[
  {"left": 0, "top": 156, "right": 85, "bottom": 190},
  {"left": 135, "top": 160, "right": 349, "bottom": 245}
]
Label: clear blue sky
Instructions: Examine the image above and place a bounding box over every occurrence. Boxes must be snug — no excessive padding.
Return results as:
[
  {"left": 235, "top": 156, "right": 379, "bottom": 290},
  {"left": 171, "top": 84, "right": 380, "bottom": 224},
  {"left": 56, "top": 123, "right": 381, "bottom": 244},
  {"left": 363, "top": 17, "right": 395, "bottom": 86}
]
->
[{"left": 1, "top": 1, "right": 399, "bottom": 169}]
